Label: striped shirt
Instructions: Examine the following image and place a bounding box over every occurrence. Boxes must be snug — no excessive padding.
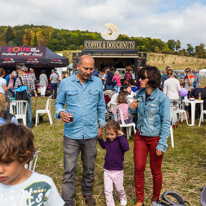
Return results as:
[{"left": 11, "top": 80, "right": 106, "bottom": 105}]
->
[{"left": 14, "top": 74, "right": 35, "bottom": 96}]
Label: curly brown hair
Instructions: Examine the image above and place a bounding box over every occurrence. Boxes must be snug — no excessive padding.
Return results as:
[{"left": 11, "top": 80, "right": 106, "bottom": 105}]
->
[
  {"left": 105, "top": 120, "right": 120, "bottom": 135},
  {"left": 0, "top": 123, "right": 36, "bottom": 163}
]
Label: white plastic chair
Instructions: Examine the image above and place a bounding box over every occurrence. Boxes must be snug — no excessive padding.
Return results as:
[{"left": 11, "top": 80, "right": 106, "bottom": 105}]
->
[
  {"left": 10, "top": 100, "right": 28, "bottom": 125},
  {"left": 113, "top": 105, "right": 136, "bottom": 139},
  {"left": 198, "top": 110, "right": 206, "bottom": 126},
  {"left": 35, "top": 95, "right": 53, "bottom": 126},
  {"left": 25, "top": 151, "right": 41, "bottom": 172},
  {"left": 175, "top": 101, "right": 189, "bottom": 125}
]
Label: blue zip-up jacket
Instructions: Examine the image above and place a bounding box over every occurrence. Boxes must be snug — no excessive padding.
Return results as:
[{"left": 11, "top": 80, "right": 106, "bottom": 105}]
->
[
  {"left": 55, "top": 73, "right": 106, "bottom": 139},
  {"left": 129, "top": 88, "right": 170, "bottom": 152},
  {"left": 5, "top": 74, "right": 16, "bottom": 92}
]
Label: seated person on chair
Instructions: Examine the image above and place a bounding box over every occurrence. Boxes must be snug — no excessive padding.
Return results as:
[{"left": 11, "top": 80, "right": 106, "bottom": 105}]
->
[
  {"left": 116, "top": 92, "right": 132, "bottom": 124},
  {"left": 0, "top": 123, "right": 64, "bottom": 206}
]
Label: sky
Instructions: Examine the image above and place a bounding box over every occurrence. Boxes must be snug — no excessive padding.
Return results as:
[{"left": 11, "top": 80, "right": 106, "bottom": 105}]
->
[{"left": 0, "top": 0, "right": 206, "bottom": 48}]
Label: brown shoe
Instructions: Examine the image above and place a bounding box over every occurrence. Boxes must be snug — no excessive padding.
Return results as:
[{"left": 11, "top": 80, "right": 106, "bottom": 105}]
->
[{"left": 83, "top": 195, "right": 96, "bottom": 206}]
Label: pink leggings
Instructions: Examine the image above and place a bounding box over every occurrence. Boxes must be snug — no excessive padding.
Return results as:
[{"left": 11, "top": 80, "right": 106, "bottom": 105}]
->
[{"left": 134, "top": 131, "right": 163, "bottom": 202}]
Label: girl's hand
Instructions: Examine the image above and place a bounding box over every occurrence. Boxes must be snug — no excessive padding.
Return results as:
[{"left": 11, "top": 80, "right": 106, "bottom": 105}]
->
[
  {"left": 156, "top": 149, "right": 163, "bottom": 156},
  {"left": 117, "top": 130, "right": 124, "bottom": 136},
  {"left": 129, "top": 99, "right": 138, "bottom": 109}
]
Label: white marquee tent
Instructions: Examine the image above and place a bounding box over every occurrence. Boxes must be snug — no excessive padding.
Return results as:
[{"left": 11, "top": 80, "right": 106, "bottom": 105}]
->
[{"left": 199, "top": 69, "right": 206, "bottom": 78}]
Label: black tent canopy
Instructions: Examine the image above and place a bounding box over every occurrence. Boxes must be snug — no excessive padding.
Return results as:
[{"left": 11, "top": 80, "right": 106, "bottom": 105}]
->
[{"left": 0, "top": 46, "right": 69, "bottom": 68}]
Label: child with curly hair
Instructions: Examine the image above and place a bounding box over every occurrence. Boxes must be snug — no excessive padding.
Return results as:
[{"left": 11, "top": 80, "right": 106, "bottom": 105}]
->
[{"left": 98, "top": 120, "right": 129, "bottom": 206}]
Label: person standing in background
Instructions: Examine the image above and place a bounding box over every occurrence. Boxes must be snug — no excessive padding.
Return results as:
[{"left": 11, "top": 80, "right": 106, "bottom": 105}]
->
[
  {"left": 5, "top": 70, "right": 17, "bottom": 111},
  {"left": 92, "top": 67, "right": 99, "bottom": 77},
  {"left": 192, "top": 68, "right": 200, "bottom": 88},
  {"left": 14, "top": 66, "right": 37, "bottom": 128},
  {"left": 50, "top": 69, "right": 59, "bottom": 99},
  {"left": 0, "top": 68, "right": 10, "bottom": 110},
  {"left": 39, "top": 70, "right": 48, "bottom": 97},
  {"left": 106, "top": 68, "right": 114, "bottom": 89},
  {"left": 163, "top": 69, "right": 181, "bottom": 128},
  {"left": 184, "top": 68, "right": 195, "bottom": 92},
  {"left": 112, "top": 71, "right": 121, "bottom": 93}
]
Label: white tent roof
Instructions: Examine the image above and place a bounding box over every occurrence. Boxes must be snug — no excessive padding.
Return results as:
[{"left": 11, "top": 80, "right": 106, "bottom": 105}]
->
[{"left": 199, "top": 69, "right": 206, "bottom": 77}]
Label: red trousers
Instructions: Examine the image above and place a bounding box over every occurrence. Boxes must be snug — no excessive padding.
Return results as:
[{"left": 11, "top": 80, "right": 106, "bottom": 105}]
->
[{"left": 134, "top": 131, "right": 163, "bottom": 202}]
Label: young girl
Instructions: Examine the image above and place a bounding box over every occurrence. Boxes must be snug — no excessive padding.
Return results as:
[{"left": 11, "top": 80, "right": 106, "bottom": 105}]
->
[
  {"left": 116, "top": 92, "right": 132, "bottom": 124},
  {"left": 98, "top": 120, "right": 129, "bottom": 206}
]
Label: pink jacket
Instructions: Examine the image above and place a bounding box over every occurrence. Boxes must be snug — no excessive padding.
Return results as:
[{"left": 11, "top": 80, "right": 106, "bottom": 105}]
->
[
  {"left": 116, "top": 104, "right": 130, "bottom": 121},
  {"left": 112, "top": 75, "right": 121, "bottom": 86}
]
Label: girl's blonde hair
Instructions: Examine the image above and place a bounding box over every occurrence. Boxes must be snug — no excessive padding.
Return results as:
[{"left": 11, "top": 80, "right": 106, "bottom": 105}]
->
[{"left": 115, "top": 71, "right": 119, "bottom": 75}]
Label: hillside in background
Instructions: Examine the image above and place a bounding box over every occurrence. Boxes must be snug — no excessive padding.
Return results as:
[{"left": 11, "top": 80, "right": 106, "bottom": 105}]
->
[
  {"left": 1, "top": 24, "right": 206, "bottom": 58},
  {"left": 61, "top": 50, "right": 206, "bottom": 70},
  {"left": 147, "top": 53, "right": 206, "bottom": 70}
]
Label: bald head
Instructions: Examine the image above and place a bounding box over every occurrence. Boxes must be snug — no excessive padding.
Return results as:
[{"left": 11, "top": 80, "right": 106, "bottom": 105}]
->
[
  {"left": 76, "top": 55, "right": 95, "bottom": 83},
  {"left": 79, "top": 55, "right": 94, "bottom": 66},
  {"left": 193, "top": 68, "right": 197, "bottom": 73}
]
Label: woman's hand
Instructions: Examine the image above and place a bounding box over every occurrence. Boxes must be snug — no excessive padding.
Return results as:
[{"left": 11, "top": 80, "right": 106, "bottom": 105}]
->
[
  {"left": 129, "top": 99, "right": 138, "bottom": 109},
  {"left": 156, "top": 149, "right": 163, "bottom": 156}
]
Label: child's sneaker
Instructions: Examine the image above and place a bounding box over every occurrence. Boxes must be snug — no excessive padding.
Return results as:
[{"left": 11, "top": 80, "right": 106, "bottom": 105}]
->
[{"left": 120, "top": 197, "right": 127, "bottom": 206}]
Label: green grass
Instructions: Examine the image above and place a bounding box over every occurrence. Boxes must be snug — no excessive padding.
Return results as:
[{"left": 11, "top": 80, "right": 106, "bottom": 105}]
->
[{"left": 31, "top": 90, "right": 206, "bottom": 206}]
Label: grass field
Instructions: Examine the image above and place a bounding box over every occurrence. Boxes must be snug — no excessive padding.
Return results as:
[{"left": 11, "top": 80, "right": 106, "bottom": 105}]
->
[{"left": 31, "top": 80, "right": 206, "bottom": 206}]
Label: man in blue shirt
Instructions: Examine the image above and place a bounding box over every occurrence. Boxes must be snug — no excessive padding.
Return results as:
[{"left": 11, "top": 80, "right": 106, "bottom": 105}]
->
[
  {"left": 55, "top": 55, "right": 106, "bottom": 206},
  {"left": 192, "top": 68, "right": 200, "bottom": 88},
  {"left": 92, "top": 66, "right": 99, "bottom": 77}
]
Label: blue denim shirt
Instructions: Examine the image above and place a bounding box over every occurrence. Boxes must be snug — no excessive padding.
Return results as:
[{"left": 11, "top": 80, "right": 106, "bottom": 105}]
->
[
  {"left": 129, "top": 88, "right": 170, "bottom": 152},
  {"left": 55, "top": 73, "right": 106, "bottom": 139}
]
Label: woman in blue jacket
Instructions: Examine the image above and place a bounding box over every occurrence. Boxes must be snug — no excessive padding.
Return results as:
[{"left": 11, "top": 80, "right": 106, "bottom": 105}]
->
[{"left": 129, "top": 66, "right": 170, "bottom": 206}]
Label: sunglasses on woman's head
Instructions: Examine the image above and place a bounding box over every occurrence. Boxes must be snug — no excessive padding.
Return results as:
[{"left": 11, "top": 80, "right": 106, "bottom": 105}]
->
[{"left": 138, "top": 75, "right": 149, "bottom": 80}]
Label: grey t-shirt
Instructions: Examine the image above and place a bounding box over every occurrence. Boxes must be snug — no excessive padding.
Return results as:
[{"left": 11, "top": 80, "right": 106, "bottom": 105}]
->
[
  {"left": 50, "top": 73, "right": 59, "bottom": 83},
  {"left": 39, "top": 74, "right": 48, "bottom": 86}
]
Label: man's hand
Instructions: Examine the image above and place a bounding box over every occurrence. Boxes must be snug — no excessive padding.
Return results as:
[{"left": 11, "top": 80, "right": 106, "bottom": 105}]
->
[
  {"left": 129, "top": 99, "right": 138, "bottom": 109},
  {"left": 60, "top": 111, "right": 73, "bottom": 123},
  {"left": 98, "top": 128, "right": 103, "bottom": 139}
]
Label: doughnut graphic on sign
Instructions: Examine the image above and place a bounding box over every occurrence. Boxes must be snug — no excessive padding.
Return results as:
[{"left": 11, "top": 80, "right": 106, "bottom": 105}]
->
[{"left": 101, "top": 23, "right": 119, "bottom": 40}]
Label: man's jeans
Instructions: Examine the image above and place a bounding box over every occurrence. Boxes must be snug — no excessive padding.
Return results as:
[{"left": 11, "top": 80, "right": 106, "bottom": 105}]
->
[
  {"left": 27, "top": 96, "right": 32, "bottom": 128},
  {"left": 193, "top": 82, "right": 198, "bottom": 89},
  {"left": 50, "top": 83, "right": 58, "bottom": 99},
  {"left": 62, "top": 136, "right": 97, "bottom": 206}
]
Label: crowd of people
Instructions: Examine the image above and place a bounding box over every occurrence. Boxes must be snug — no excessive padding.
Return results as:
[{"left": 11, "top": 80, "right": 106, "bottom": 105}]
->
[{"left": 0, "top": 56, "right": 205, "bottom": 206}]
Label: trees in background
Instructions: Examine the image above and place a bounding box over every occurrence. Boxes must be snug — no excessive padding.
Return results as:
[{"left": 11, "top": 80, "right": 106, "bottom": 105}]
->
[{"left": 0, "top": 25, "right": 205, "bottom": 58}]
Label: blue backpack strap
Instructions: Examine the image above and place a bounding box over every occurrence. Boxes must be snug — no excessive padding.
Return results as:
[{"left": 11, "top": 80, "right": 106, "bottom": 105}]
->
[
  {"left": 162, "top": 191, "right": 190, "bottom": 206},
  {"left": 200, "top": 186, "right": 206, "bottom": 206}
]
